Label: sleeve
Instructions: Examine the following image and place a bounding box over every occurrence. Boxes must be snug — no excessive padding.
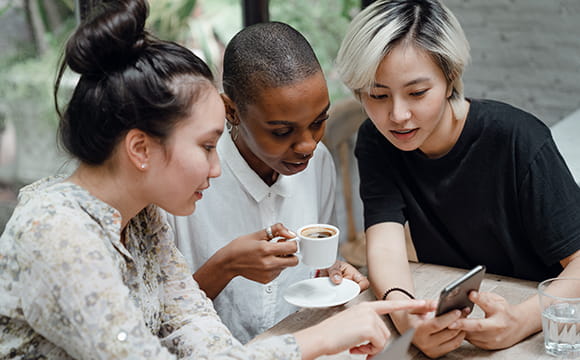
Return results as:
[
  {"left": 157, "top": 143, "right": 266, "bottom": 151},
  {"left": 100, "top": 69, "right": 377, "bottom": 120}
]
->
[
  {"left": 354, "top": 119, "right": 406, "bottom": 229},
  {"left": 16, "top": 210, "right": 178, "bottom": 360},
  {"left": 519, "top": 136, "right": 580, "bottom": 266},
  {"left": 155, "top": 215, "right": 302, "bottom": 360},
  {"left": 315, "top": 142, "right": 338, "bottom": 226}
]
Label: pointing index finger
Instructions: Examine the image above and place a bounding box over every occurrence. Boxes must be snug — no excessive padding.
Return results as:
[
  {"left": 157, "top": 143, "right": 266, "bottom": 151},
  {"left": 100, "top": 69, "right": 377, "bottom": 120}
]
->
[{"left": 370, "top": 299, "right": 436, "bottom": 315}]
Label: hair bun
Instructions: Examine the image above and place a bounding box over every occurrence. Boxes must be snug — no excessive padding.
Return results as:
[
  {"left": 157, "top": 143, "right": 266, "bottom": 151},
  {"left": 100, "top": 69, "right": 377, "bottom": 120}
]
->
[{"left": 65, "top": 0, "right": 149, "bottom": 76}]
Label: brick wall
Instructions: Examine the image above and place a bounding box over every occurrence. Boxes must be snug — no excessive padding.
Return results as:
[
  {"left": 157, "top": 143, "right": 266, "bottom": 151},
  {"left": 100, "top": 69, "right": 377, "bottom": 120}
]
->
[{"left": 445, "top": 0, "right": 580, "bottom": 126}]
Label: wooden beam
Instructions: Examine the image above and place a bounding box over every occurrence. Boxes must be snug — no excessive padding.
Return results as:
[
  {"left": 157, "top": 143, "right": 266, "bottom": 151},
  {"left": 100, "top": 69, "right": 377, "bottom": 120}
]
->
[
  {"left": 23, "top": 0, "right": 48, "bottom": 55},
  {"left": 242, "top": 0, "right": 269, "bottom": 27}
]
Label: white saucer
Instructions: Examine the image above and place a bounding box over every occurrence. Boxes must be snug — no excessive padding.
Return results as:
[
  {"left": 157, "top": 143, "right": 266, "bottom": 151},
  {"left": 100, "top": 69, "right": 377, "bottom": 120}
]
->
[{"left": 283, "top": 277, "right": 360, "bottom": 308}]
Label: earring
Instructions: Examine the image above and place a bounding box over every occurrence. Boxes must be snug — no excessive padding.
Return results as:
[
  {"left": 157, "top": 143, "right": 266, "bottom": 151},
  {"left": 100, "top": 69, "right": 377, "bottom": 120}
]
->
[
  {"left": 140, "top": 163, "right": 147, "bottom": 169},
  {"left": 227, "top": 122, "right": 239, "bottom": 142}
]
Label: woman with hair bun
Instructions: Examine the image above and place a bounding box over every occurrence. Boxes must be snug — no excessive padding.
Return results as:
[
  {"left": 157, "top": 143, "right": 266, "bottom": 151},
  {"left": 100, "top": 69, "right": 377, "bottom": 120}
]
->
[
  {"left": 336, "top": 0, "right": 580, "bottom": 358},
  {"left": 0, "top": 0, "right": 434, "bottom": 359}
]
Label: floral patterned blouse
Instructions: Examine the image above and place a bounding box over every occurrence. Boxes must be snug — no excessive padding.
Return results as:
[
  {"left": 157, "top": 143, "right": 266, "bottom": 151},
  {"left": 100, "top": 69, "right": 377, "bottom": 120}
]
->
[{"left": 0, "top": 177, "right": 301, "bottom": 359}]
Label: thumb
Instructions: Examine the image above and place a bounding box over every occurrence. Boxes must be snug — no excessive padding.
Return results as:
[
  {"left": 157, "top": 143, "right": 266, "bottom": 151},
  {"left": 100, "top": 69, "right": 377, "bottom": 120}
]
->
[
  {"left": 470, "top": 291, "right": 502, "bottom": 315},
  {"left": 326, "top": 261, "right": 343, "bottom": 284}
]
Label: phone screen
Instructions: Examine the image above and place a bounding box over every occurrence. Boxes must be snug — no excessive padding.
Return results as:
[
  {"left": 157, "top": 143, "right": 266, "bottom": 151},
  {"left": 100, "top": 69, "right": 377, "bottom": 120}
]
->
[{"left": 435, "top": 265, "right": 486, "bottom": 316}]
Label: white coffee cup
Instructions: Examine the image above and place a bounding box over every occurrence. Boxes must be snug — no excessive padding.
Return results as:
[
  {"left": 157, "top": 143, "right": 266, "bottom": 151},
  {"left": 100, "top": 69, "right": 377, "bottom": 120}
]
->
[{"left": 295, "top": 223, "right": 339, "bottom": 269}]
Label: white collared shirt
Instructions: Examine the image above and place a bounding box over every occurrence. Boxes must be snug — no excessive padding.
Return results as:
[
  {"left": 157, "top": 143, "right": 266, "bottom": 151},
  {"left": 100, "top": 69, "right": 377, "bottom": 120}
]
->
[{"left": 168, "top": 134, "right": 337, "bottom": 344}]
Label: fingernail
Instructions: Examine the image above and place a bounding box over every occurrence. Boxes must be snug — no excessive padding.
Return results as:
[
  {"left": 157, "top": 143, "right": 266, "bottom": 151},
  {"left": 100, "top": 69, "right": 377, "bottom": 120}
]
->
[
  {"left": 449, "top": 322, "right": 458, "bottom": 329},
  {"left": 288, "top": 230, "right": 297, "bottom": 237},
  {"left": 333, "top": 274, "right": 341, "bottom": 281}
]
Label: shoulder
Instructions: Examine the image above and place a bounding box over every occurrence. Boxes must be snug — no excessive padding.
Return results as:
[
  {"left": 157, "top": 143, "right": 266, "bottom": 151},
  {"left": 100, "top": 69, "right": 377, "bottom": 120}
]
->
[
  {"left": 7, "top": 185, "right": 112, "bottom": 265},
  {"left": 472, "top": 99, "right": 550, "bottom": 139},
  {"left": 12, "top": 179, "right": 84, "bottom": 233},
  {"left": 469, "top": 99, "right": 558, "bottom": 174}
]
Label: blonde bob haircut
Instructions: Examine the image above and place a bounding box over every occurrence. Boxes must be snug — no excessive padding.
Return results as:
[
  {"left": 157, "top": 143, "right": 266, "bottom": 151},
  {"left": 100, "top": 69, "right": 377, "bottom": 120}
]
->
[{"left": 336, "top": 0, "right": 471, "bottom": 119}]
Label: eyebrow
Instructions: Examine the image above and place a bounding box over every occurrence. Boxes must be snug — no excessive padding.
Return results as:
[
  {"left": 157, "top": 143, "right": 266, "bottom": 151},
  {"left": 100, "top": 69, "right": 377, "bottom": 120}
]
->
[
  {"left": 206, "top": 128, "right": 224, "bottom": 138},
  {"left": 373, "top": 77, "right": 431, "bottom": 89},
  {"left": 266, "top": 103, "right": 331, "bottom": 125}
]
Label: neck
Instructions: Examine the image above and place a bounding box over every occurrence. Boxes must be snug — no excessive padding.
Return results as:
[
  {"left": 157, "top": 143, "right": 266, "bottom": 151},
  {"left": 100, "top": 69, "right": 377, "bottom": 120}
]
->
[
  {"left": 420, "top": 99, "right": 469, "bottom": 159},
  {"left": 232, "top": 133, "right": 279, "bottom": 186},
  {"left": 68, "top": 163, "right": 146, "bottom": 229}
]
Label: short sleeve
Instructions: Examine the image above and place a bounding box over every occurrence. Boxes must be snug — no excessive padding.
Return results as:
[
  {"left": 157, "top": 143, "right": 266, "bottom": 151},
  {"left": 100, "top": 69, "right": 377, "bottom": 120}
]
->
[
  {"left": 355, "top": 119, "right": 406, "bottom": 229},
  {"left": 519, "top": 136, "right": 580, "bottom": 265}
]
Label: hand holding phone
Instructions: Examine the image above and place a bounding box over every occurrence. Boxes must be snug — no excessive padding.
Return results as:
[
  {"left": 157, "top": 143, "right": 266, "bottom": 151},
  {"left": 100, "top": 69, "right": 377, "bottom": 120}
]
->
[{"left": 435, "top": 265, "right": 486, "bottom": 316}]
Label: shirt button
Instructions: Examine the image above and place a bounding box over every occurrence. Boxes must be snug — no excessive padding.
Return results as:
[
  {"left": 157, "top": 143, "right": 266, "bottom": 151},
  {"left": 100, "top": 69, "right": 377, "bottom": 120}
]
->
[
  {"left": 265, "top": 286, "right": 273, "bottom": 294},
  {"left": 117, "top": 331, "right": 128, "bottom": 342}
]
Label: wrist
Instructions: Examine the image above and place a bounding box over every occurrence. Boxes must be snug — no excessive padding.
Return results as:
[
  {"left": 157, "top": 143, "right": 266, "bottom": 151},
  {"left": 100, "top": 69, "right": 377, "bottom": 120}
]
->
[
  {"left": 514, "top": 297, "right": 542, "bottom": 336},
  {"left": 382, "top": 287, "right": 415, "bottom": 300},
  {"left": 213, "top": 245, "right": 238, "bottom": 281}
]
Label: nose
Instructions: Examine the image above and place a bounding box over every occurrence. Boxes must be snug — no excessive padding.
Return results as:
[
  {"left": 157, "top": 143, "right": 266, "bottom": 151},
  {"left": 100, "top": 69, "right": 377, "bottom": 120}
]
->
[
  {"left": 390, "top": 98, "right": 411, "bottom": 124},
  {"left": 209, "top": 152, "right": 221, "bottom": 179},
  {"left": 293, "top": 129, "right": 320, "bottom": 156}
]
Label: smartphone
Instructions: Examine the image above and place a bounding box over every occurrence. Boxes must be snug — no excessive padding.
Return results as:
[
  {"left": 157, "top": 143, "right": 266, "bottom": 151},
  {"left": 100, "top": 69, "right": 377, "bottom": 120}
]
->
[{"left": 435, "top": 265, "right": 486, "bottom": 316}]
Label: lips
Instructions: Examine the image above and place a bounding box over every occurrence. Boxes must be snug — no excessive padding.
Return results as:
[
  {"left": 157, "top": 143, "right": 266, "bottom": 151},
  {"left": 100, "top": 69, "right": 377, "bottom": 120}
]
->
[
  {"left": 393, "top": 129, "right": 415, "bottom": 134},
  {"left": 390, "top": 128, "right": 418, "bottom": 140},
  {"left": 283, "top": 160, "right": 308, "bottom": 173}
]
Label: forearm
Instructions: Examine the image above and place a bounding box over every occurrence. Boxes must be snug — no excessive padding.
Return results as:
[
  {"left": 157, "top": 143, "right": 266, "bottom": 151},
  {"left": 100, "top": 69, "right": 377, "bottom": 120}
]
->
[
  {"left": 511, "top": 252, "right": 580, "bottom": 342},
  {"left": 366, "top": 222, "right": 415, "bottom": 331},
  {"left": 193, "top": 247, "right": 236, "bottom": 299},
  {"left": 293, "top": 327, "right": 327, "bottom": 360}
]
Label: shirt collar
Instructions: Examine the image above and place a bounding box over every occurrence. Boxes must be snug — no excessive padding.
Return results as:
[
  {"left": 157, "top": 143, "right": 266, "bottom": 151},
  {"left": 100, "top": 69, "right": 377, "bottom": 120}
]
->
[{"left": 219, "top": 133, "right": 291, "bottom": 202}]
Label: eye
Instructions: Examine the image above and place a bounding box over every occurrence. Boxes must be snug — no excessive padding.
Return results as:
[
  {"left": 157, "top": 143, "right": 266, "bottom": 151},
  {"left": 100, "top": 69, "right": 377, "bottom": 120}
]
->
[
  {"left": 311, "top": 116, "right": 329, "bottom": 129},
  {"left": 410, "top": 89, "right": 428, "bottom": 97},
  {"left": 204, "top": 144, "right": 216, "bottom": 152},
  {"left": 272, "top": 128, "right": 293, "bottom": 137},
  {"left": 369, "top": 93, "right": 388, "bottom": 100}
]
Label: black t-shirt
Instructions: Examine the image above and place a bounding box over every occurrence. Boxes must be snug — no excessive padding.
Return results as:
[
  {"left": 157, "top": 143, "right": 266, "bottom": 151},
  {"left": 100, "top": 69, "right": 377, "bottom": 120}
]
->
[{"left": 355, "top": 98, "right": 580, "bottom": 281}]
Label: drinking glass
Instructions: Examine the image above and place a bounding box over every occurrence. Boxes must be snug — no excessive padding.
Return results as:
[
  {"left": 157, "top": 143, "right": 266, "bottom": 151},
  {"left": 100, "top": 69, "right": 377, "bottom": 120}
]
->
[{"left": 538, "top": 278, "right": 580, "bottom": 358}]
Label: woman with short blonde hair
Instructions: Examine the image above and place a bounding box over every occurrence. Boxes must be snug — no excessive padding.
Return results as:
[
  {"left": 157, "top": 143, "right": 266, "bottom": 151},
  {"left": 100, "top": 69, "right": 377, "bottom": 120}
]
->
[{"left": 336, "top": 0, "right": 580, "bottom": 358}]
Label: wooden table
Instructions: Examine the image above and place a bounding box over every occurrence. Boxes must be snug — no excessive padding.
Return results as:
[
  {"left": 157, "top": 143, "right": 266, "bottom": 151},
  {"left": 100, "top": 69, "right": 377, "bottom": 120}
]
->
[{"left": 253, "top": 262, "right": 552, "bottom": 359}]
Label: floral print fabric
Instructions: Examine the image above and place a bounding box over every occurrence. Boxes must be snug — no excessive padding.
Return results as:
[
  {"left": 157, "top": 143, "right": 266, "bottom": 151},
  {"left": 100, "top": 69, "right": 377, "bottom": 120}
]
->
[{"left": 0, "top": 176, "right": 300, "bottom": 359}]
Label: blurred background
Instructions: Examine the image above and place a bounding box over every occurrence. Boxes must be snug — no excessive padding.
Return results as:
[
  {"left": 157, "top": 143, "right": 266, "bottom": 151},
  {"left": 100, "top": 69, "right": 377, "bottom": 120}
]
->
[{"left": 1, "top": 0, "right": 579, "bottom": 245}]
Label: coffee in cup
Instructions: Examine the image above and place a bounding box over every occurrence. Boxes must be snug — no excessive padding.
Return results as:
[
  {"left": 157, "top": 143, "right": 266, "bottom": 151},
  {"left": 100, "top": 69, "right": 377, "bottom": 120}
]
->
[
  {"left": 296, "top": 224, "right": 340, "bottom": 269},
  {"left": 300, "top": 226, "right": 337, "bottom": 239}
]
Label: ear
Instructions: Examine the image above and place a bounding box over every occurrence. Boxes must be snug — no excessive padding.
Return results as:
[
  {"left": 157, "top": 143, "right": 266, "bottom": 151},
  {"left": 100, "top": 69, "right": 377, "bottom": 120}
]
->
[
  {"left": 124, "top": 129, "right": 151, "bottom": 171},
  {"left": 446, "top": 78, "right": 455, "bottom": 99},
  {"left": 221, "top": 93, "right": 240, "bottom": 126}
]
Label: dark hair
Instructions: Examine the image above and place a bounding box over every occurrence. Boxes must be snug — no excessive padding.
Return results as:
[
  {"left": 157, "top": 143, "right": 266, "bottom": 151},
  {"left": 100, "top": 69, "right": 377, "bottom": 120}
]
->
[
  {"left": 55, "top": 0, "right": 215, "bottom": 165},
  {"left": 222, "top": 21, "right": 322, "bottom": 112}
]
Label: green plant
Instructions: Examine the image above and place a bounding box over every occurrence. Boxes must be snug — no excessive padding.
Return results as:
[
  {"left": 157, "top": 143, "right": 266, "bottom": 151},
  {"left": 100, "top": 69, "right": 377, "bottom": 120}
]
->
[
  {"left": 148, "top": 0, "right": 197, "bottom": 42},
  {"left": 270, "top": 0, "right": 360, "bottom": 102}
]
